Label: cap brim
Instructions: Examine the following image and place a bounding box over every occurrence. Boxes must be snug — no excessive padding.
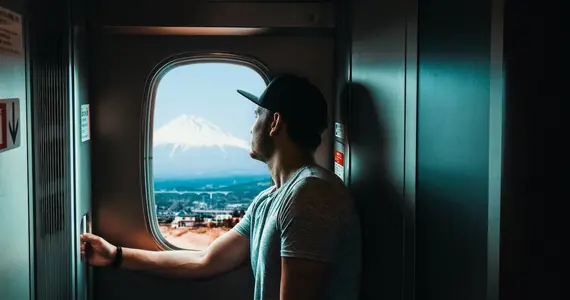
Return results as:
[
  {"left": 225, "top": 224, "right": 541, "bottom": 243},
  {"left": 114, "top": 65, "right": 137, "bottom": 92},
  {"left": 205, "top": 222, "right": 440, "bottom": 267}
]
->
[{"left": 237, "top": 90, "right": 261, "bottom": 106}]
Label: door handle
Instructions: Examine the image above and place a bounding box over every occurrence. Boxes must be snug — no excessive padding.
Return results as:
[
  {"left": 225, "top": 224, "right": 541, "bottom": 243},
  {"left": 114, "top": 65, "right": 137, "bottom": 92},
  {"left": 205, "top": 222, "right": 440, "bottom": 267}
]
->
[
  {"left": 79, "top": 212, "right": 91, "bottom": 300},
  {"left": 80, "top": 213, "right": 89, "bottom": 262}
]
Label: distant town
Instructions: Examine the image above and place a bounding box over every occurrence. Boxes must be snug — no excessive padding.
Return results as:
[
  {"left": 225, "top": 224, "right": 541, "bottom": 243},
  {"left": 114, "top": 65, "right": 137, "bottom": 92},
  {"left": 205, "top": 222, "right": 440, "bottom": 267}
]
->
[{"left": 154, "top": 174, "right": 271, "bottom": 230}]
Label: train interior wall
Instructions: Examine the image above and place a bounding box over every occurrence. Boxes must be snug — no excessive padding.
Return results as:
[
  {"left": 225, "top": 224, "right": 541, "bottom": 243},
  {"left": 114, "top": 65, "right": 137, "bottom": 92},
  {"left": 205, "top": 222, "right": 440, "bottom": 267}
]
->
[
  {"left": 0, "top": 0, "right": 561, "bottom": 299},
  {"left": 341, "top": 0, "right": 561, "bottom": 299},
  {"left": 87, "top": 1, "right": 335, "bottom": 300},
  {"left": 0, "top": 0, "right": 31, "bottom": 300}
]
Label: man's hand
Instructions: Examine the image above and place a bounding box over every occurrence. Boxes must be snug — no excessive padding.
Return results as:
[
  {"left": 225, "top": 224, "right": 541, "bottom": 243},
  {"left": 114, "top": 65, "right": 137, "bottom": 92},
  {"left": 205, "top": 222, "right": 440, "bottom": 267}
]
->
[
  {"left": 80, "top": 233, "right": 117, "bottom": 267},
  {"left": 78, "top": 229, "right": 250, "bottom": 279}
]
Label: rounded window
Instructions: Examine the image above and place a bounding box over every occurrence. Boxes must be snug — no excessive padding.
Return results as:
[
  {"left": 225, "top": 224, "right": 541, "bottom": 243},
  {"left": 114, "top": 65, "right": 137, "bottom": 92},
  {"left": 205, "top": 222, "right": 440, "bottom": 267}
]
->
[{"left": 144, "top": 54, "right": 272, "bottom": 250}]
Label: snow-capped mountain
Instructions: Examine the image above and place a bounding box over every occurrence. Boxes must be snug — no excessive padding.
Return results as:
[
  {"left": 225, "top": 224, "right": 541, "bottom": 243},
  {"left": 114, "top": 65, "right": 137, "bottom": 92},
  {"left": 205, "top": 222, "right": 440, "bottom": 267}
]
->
[
  {"left": 152, "top": 114, "right": 267, "bottom": 178},
  {"left": 153, "top": 114, "right": 250, "bottom": 156}
]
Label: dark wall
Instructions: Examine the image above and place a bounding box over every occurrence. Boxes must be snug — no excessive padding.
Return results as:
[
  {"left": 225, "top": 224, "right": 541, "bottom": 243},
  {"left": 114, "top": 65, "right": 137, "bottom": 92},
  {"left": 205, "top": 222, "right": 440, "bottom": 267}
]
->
[
  {"left": 416, "top": 0, "right": 500, "bottom": 299},
  {"left": 87, "top": 0, "right": 335, "bottom": 28},
  {"left": 500, "top": 0, "right": 561, "bottom": 299},
  {"left": 342, "top": 0, "right": 417, "bottom": 299},
  {"left": 340, "top": 0, "right": 511, "bottom": 299}
]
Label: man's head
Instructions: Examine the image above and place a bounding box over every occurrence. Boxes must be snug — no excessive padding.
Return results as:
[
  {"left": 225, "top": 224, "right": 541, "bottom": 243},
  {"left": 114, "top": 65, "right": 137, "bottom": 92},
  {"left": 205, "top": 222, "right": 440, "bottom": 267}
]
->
[{"left": 238, "top": 74, "right": 328, "bottom": 163}]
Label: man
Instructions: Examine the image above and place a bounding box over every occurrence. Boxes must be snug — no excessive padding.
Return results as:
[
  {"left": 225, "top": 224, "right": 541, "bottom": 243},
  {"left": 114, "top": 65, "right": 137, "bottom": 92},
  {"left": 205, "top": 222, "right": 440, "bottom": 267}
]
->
[{"left": 81, "top": 74, "right": 362, "bottom": 300}]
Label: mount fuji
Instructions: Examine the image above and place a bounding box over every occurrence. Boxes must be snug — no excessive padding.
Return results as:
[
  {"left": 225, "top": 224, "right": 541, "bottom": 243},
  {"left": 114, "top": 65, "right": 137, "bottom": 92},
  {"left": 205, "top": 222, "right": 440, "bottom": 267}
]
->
[{"left": 152, "top": 114, "right": 267, "bottom": 178}]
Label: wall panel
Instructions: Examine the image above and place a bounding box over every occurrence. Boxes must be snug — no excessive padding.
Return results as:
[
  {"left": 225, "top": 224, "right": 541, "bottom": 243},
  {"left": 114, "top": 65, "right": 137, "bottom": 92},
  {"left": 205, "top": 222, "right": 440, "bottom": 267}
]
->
[
  {"left": 416, "top": 0, "right": 497, "bottom": 299},
  {"left": 346, "top": 0, "right": 415, "bottom": 299},
  {"left": 0, "top": 1, "right": 31, "bottom": 299}
]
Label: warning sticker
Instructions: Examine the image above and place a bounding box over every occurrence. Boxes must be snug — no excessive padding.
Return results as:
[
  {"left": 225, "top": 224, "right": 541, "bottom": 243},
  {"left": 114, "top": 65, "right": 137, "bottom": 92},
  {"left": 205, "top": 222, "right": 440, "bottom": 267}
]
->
[
  {"left": 334, "top": 150, "right": 344, "bottom": 181},
  {"left": 0, "top": 98, "right": 21, "bottom": 153},
  {"left": 80, "top": 104, "right": 90, "bottom": 142},
  {"left": 0, "top": 6, "right": 23, "bottom": 57}
]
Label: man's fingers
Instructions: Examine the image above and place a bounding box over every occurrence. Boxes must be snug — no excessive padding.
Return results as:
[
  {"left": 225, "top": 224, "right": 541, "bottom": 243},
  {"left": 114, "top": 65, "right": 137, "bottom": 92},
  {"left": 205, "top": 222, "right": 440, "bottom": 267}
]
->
[{"left": 80, "top": 233, "right": 100, "bottom": 243}]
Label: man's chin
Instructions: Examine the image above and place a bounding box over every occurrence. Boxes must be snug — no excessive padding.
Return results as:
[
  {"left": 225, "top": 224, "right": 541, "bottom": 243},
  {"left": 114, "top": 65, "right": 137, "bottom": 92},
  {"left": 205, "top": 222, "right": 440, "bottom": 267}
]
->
[
  {"left": 249, "top": 150, "right": 258, "bottom": 159},
  {"left": 249, "top": 151, "right": 265, "bottom": 162}
]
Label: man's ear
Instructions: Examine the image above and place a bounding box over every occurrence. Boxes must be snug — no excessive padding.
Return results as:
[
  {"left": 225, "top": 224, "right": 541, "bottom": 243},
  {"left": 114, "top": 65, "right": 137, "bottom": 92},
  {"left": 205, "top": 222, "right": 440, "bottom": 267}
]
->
[{"left": 269, "top": 112, "right": 283, "bottom": 137}]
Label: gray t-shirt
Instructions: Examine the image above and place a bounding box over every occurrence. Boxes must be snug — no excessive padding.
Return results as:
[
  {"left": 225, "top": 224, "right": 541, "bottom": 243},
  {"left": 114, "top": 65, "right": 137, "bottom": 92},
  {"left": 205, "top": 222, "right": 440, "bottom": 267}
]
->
[{"left": 233, "top": 164, "right": 361, "bottom": 300}]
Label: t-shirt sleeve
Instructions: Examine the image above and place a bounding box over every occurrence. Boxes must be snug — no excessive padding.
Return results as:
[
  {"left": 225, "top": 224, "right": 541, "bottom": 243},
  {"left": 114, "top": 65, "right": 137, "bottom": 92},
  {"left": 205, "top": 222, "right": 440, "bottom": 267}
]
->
[
  {"left": 233, "top": 206, "right": 252, "bottom": 239},
  {"left": 278, "top": 177, "right": 345, "bottom": 263}
]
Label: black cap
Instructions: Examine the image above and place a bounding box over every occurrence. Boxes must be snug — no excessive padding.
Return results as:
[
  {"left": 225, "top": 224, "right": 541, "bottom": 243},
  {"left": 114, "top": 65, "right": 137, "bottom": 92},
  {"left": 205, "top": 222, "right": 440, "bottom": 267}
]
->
[{"left": 237, "top": 74, "right": 328, "bottom": 135}]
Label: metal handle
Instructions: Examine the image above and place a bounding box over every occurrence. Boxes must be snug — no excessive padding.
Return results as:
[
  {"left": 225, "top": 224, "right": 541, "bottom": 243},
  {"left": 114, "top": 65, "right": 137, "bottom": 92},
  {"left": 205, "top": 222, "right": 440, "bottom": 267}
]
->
[
  {"left": 80, "top": 213, "right": 89, "bottom": 262},
  {"left": 79, "top": 212, "right": 90, "bottom": 300}
]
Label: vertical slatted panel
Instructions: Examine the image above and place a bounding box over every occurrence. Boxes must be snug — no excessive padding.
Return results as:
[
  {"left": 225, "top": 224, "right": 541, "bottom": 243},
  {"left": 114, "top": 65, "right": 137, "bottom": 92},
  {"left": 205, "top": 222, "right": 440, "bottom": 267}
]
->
[{"left": 30, "top": 0, "right": 73, "bottom": 299}]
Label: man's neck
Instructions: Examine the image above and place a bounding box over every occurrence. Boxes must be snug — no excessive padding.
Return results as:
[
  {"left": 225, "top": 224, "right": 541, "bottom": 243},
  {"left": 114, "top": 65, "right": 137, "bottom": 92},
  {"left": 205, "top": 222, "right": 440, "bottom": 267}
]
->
[{"left": 267, "top": 149, "right": 315, "bottom": 188}]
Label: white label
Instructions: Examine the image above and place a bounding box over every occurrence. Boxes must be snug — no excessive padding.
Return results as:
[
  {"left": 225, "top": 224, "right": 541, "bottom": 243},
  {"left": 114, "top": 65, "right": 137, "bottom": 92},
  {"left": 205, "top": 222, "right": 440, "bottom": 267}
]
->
[
  {"left": 0, "top": 6, "right": 23, "bottom": 57},
  {"left": 0, "top": 98, "right": 21, "bottom": 153},
  {"left": 80, "top": 104, "right": 90, "bottom": 142},
  {"left": 334, "top": 162, "right": 344, "bottom": 181},
  {"left": 335, "top": 122, "right": 344, "bottom": 140}
]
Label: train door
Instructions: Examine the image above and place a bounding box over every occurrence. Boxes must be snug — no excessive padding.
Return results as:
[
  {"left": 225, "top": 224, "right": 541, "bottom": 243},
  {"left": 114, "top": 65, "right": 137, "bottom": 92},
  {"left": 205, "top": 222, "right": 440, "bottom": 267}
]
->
[
  {"left": 25, "top": 0, "right": 93, "bottom": 299},
  {"left": 87, "top": 2, "right": 335, "bottom": 299}
]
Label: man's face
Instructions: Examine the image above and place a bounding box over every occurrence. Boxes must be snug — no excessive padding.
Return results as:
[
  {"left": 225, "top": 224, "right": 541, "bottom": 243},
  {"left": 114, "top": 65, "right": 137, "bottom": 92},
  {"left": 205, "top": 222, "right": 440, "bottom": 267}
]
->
[{"left": 249, "top": 107, "right": 275, "bottom": 163}]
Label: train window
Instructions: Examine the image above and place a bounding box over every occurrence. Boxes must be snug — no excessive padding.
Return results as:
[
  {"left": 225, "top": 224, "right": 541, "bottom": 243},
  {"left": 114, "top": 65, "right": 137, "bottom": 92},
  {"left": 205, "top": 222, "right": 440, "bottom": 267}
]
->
[{"left": 149, "top": 59, "right": 271, "bottom": 250}]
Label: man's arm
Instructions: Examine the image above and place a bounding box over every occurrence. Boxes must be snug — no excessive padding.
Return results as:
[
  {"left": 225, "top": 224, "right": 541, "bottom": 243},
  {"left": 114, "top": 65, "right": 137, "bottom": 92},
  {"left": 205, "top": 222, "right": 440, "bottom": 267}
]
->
[
  {"left": 80, "top": 229, "right": 249, "bottom": 279},
  {"left": 122, "top": 230, "right": 249, "bottom": 278},
  {"left": 280, "top": 257, "right": 331, "bottom": 300}
]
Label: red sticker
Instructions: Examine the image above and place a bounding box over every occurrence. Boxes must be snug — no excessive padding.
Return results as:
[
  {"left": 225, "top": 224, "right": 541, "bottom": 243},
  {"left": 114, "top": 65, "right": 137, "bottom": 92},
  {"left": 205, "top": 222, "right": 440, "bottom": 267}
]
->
[
  {"left": 334, "top": 150, "right": 344, "bottom": 166},
  {"left": 0, "top": 103, "right": 6, "bottom": 150}
]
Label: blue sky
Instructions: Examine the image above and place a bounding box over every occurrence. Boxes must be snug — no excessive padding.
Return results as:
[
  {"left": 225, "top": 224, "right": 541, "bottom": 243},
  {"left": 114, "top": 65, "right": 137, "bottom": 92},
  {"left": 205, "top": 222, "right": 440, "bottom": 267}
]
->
[{"left": 153, "top": 63, "right": 267, "bottom": 141}]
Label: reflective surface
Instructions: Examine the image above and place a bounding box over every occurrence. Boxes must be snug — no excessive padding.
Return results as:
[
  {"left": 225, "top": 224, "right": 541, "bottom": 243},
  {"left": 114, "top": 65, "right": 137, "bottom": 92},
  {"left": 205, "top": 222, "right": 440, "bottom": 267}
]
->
[{"left": 416, "top": 0, "right": 500, "bottom": 299}]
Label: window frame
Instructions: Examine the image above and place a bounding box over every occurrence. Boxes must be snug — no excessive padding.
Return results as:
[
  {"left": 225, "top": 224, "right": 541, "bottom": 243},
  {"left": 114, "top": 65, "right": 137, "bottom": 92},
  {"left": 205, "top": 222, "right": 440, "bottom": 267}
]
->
[{"left": 141, "top": 52, "right": 271, "bottom": 251}]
